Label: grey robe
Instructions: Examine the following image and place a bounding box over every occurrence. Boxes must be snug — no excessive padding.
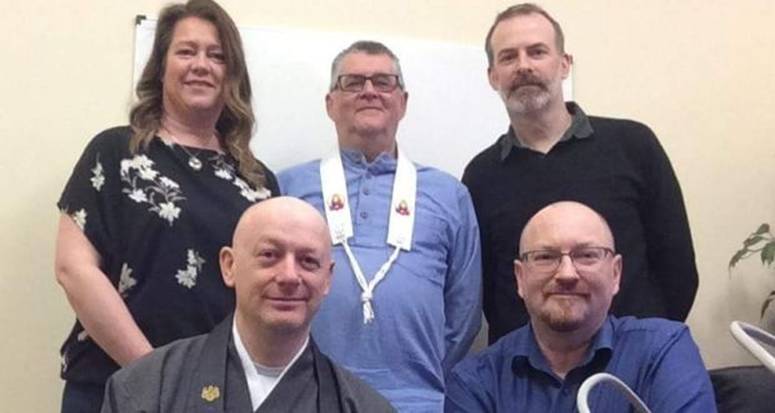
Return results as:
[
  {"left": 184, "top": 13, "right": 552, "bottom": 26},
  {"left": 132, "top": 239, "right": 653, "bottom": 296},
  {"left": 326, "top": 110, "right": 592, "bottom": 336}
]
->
[{"left": 101, "top": 315, "right": 395, "bottom": 412}]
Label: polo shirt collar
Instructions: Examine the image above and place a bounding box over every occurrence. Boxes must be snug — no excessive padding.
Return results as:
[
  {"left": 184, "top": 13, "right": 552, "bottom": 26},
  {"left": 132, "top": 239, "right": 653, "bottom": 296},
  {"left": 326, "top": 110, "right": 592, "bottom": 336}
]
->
[{"left": 498, "top": 101, "right": 594, "bottom": 161}]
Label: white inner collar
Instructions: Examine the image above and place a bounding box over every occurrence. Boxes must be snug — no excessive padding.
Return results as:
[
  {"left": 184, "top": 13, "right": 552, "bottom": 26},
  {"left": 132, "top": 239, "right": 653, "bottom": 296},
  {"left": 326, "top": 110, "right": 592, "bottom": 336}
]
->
[{"left": 231, "top": 320, "right": 309, "bottom": 410}]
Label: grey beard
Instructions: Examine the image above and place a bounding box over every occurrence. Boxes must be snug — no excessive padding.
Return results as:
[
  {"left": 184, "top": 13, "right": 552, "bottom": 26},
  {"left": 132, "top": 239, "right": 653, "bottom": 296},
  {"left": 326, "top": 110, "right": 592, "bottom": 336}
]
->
[{"left": 501, "top": 86, "right": 551, "bottom": 115}]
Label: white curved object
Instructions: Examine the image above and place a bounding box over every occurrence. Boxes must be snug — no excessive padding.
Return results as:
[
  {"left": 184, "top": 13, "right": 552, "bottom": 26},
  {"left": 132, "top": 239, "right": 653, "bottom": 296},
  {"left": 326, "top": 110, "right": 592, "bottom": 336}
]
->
[
  {"left": 577, "top": 372, "right": 652, "bottom": 413},
  {"left": 730, "top": 320, "right": 775, "bottom": 374}
]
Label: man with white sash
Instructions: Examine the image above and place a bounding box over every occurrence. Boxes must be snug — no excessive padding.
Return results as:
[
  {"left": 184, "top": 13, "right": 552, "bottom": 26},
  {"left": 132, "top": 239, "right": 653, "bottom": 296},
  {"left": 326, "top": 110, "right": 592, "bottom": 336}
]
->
[{"left": 279, "top": 40, "right": 482, "bottom": 412}]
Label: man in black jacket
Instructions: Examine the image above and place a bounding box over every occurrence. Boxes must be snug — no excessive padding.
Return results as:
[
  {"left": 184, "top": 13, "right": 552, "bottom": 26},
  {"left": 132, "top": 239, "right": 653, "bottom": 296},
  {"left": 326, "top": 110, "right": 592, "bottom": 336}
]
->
[{"left": 101, "top": 197, "right": 394, "bottom": 412}]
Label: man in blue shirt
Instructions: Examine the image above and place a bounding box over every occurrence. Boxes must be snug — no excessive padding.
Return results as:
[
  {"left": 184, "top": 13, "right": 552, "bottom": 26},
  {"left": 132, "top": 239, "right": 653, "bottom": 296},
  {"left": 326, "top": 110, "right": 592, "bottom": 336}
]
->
[
  {"left": 445, "top": 201, "right": 715, "bottom": 412},
  {"left": 279, "top": 41, "right": 482, "bottom": 412}
]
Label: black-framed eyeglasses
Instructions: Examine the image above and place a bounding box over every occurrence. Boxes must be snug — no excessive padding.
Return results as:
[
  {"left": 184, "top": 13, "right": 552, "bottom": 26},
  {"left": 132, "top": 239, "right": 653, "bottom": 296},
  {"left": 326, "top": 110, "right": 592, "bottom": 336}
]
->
[
  {"left": 518, "top": 246, "right": 615, "bottom": 273},
  {"left": 335, "top": 74, "right": 402, "bottom": 93}
]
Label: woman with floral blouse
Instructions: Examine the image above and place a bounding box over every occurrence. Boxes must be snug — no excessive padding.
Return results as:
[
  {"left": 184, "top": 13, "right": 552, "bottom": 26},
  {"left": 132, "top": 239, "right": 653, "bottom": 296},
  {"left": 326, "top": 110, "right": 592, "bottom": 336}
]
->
[{"left": 54, "top": 1, "right": 278, "bottom": 411}]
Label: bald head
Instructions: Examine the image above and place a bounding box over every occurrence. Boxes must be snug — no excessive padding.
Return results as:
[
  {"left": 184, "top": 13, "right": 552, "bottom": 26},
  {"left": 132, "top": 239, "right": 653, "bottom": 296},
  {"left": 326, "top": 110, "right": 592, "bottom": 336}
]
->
[
  {"left": 520, "top": 201, "right": 615, "bottom": 254},
  {"left": 515, "top": 201, "right": 622, "bottom": 339},
  {"left": 232, "top": 196, "right": 331, "bottom": 251},
  {"left": 221, "top": 197, "right": 334, "bottom": 339}
]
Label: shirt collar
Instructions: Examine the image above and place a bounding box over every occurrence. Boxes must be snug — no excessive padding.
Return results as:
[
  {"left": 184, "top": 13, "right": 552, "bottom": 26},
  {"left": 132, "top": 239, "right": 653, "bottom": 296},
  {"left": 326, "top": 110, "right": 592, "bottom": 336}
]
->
[
  {"left": 339, "top": 147, "right": 398, "bottom": 174},
  {"left": 498, "top": 101, "right": 594, "bottom": 161},
  {"left": 231, "top": 319, "right": 310, "bottom": 410},
  {"left": 511, "top": 315, "right": 615, "bottom": 377}
]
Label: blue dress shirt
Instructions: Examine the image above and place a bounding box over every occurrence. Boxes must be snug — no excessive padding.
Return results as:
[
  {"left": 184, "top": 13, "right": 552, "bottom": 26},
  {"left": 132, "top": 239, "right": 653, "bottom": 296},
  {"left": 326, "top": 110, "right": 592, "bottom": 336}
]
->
[
  {"left": 279, "top": 150, "right": 482, "bottom": 412},
  {"left": 445, "top": 316, "right": 716, "bottom": 412}
]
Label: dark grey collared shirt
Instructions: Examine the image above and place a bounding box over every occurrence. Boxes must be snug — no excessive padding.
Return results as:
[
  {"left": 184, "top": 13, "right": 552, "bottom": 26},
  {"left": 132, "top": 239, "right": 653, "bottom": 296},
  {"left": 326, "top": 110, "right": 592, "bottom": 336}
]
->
[{"left": 498, "top": 102, "right": 595, "bottom": 161}]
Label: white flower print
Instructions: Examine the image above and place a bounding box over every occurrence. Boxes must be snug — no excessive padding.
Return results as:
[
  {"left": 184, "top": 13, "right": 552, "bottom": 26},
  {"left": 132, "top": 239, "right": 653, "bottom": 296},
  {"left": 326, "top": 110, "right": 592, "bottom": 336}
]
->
[
  {"left": 212, "top": 156, "right": 236, "bottom": 182},
  {"left": 175, "top": 249, "right": 205, "bottom": 289},
  {"left": 117, "top": 263, "right": 137, "bottom": 297},
  {"left": 71, "top": 209, "right": 87, "bottom": 230},
  {"left": 158, "top": 202, "right": 181, "bottom": 224},
  {"left": 91, "top": 174, "right": 105, "bottom": 192},
  {"left": 232, "top": 176, "right": 250, "bottom": 191},
  {"left": 233, "top": 176, "right": 271, "bottom": 202},
  {"left": 251, "top": 186, "right": 272, "bottom": 201},
  {"left": 137, "top": 167, "right": 159, "bottom": 181},
  {"left": 128, "top": 189, "right": 148, "bottom": 203},
  {"left": 214, "top": 168, "right": 232, "bottom": 180},
  {"left": 159, "top": 176, "right": 179, "bottom": 189},
  {"left": 211, "top": 155, "right": 272, "bottom": 202},
  {"left": 90, "top": 157, "right": 105, "bottom": 191},
  {"left": 77, "top": 330, "right": 89, "bottom": 342},
  {"left": 121, "top": 154, "right": 185, "bottom": 226},
  {"left": 120, "top": 159, "right": 132, "bottom": 175},
  {"left": 131, "top": 155, "right": 154, "bottom": 170},
  {"left": 175, "top": 267, "right": 198, "bottom": 289},
  {"left": 187, "top": 249, "right": 205, "bottom": 268},
  {"left": 121, "top": 154, "right": 153, "bottom": 175}
]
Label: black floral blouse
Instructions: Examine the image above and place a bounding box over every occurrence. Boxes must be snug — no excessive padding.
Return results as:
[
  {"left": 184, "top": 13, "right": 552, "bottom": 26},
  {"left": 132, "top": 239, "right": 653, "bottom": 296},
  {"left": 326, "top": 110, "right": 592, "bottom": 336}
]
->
[{"left": 57, "top": 126, "right": 279, "bottom": 384}]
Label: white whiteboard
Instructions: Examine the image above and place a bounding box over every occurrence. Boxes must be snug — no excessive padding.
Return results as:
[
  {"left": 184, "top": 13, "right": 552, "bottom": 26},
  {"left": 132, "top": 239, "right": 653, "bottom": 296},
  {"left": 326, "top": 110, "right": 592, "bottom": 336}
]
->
[{"left": 134, "top": 18, "right": 572, "bottom": 177}]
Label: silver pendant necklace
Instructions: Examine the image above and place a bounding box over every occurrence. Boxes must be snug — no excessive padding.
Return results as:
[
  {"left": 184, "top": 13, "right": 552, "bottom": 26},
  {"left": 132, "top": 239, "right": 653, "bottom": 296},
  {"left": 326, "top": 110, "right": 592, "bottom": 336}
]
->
[
  {"left": 179, "top": 145, "right": 204, "bottom": 171},
  {"left": 165, "top": 129, "right": 217, "bottom": 171}
]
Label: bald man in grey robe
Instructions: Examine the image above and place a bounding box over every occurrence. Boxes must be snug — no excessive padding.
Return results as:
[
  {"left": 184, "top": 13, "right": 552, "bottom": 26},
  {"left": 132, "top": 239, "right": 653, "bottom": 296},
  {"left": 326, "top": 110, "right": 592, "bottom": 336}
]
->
[{"left": 101, "top": 197, "right": 394, "bottom": 413}]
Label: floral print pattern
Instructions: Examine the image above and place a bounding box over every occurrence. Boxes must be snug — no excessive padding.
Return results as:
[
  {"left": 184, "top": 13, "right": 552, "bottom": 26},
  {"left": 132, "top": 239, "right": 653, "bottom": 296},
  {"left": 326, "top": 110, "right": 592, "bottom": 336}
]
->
[
  {"left": 234, "top": 176, "right": 272, "bottom": 202},
  {"left": 76, "top": 330, "right": 89, "bottom": 342},
  {"left": 211, "top": 155, "right": 271, "bottom": 202},
  {"left": 175, "top": 249, "right": 205, "bottom": 289},
  {"left": 118, "top": 263, "right": 137, "bottom": 297},
  {"left": 71, "top": 208, "right": 87, "bottom": 230},
  {"left": 57, "top": 128, "right": 279, "bottom": 380},
  {"left": 120, "top": 154, "right": 185, "bottom": 225},
  {"left": 90, "top": 156, "right": 105, "bottom": 191}
]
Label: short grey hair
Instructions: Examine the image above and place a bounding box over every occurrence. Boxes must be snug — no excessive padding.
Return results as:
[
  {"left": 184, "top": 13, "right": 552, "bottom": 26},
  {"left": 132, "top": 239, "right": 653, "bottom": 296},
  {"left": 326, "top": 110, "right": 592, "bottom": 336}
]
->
[{"left": 328, "top": 40, "right": 405, "bottom": 91}]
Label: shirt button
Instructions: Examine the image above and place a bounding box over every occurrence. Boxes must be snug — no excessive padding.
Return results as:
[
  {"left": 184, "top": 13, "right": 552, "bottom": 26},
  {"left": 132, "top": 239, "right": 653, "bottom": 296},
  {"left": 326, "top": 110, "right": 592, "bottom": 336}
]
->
[
  {"left": 360, "top": 211, "right": 368, "bottom": 219},
  {"left": 363, "top": 187, "right": 370, "bottom": 195}
]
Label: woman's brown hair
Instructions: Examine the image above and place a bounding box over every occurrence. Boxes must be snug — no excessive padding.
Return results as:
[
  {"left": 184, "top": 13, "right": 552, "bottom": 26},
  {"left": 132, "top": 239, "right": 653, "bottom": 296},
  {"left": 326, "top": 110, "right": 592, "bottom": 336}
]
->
[{"left": 129, "top": 0, "right": 265, "bottom": 187}]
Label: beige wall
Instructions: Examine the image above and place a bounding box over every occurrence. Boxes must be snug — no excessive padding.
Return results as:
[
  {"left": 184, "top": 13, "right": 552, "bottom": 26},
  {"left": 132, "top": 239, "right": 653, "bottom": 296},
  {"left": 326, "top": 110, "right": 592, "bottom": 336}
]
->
[{"left": 2, "top": 0, "right": 773, "bottom": 410}]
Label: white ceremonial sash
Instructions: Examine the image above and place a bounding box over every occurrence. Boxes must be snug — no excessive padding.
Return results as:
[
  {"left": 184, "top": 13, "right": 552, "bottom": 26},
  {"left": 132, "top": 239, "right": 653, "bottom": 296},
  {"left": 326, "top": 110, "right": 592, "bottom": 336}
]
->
[{"left": 320, "top": 149, "right": 417, "bottom": 323}]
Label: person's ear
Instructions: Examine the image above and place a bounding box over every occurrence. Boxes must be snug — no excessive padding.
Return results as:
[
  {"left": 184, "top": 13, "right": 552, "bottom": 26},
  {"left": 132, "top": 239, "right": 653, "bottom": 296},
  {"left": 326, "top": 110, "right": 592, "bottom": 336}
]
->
[
  {"left": 514, "top": 259, "right": 526, "bottom": 299},
  {"left": 220, "top": 246, "right": 236, "bottom": 288},
  {"left": 611, "top": 254, "right": 622, "bottom": 296},
  {"left": 560, "top": 53, "right": 573, "bottom": 80}
]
